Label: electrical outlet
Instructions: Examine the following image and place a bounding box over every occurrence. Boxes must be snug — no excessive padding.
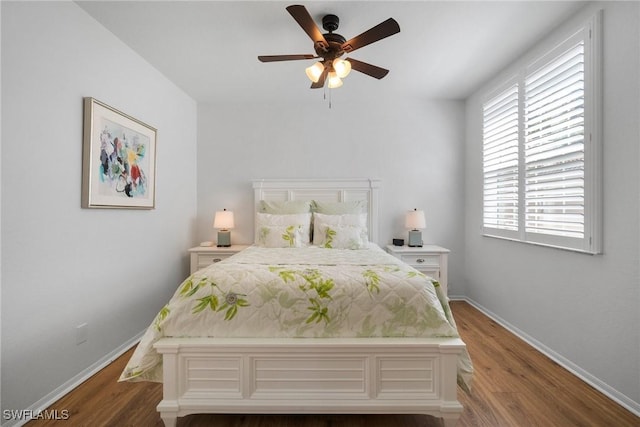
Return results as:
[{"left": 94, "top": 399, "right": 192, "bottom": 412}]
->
[{"left": 76, "top": 323, "right": 88, "bottom": 345}]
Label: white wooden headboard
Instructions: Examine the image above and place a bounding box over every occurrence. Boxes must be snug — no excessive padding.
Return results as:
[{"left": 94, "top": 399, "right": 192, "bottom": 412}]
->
[{"left": 252, "top": 178, "right": 381, "bottom": 243}]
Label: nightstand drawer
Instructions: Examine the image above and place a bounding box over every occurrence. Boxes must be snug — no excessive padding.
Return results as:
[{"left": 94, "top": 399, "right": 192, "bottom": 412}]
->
[
  {"left": 188, "top": 245, "right": 249, "bottom": 274},
  {"left": 197, "top": 253, "right": 232, "bottom": 267},
  {"left": 399, "top": 254, "right": 440, "bottom": 267}
]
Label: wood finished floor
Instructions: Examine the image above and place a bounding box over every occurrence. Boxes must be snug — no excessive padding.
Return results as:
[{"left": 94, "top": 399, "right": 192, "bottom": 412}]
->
[{"left": 26, "top": 301, "right": 639, "bottom": 427}]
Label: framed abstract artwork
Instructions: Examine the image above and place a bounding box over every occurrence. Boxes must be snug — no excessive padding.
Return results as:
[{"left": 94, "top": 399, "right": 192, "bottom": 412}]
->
[{"left": 82, "top": 97, "right": 157, "bottom": 209}]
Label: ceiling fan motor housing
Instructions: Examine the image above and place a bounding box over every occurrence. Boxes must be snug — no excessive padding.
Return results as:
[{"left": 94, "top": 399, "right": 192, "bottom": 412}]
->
[
  {"left": 322, "top": 14, "right": 340, "bottom": 32},
  {"left": 315, "top": 15, "right": 346, "bottom": 60}
]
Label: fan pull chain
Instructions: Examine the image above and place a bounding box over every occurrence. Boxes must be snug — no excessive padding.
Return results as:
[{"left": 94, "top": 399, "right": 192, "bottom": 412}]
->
[{"left": 321, "top": 87, "right": 332, "bottom": 109}]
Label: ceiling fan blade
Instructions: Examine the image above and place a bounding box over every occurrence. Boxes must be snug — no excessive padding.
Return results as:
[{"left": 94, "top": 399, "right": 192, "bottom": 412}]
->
[
  {"left": 258, "top": 54, "right": 317, "bottom": 62},
  {"left": 310, "top": 66, "right": 329, "bottom": 89},
  {"left": 341, "top": 18, "right": 400, "bottom": 53},
  {"left": 286, "top": 5, "right": 329, "bottom": 51},
  {"left": 346, "top": 57, "right": 389, "bottom": 79}
]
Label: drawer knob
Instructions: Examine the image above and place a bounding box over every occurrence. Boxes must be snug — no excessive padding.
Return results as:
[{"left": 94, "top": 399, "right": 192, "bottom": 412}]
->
[
  {"left": 416, "top": 258, "right": 425, "bottom": 263},
  {"left": 213, "top": 258, "right": 222, "bottom": 263}
]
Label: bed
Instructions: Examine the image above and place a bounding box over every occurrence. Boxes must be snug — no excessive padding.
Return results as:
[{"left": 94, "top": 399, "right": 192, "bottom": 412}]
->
[{"left": 120, "top": 178, "right": 472, "bottom": 426}]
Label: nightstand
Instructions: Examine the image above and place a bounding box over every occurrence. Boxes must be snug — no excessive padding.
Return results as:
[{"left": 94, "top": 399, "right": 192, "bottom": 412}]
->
[
  {"left": 386, "top": 244, "right": 450, "bottom": 295},
  {"left": 188, "top": 245, "right": 249, "bottom": 274}
]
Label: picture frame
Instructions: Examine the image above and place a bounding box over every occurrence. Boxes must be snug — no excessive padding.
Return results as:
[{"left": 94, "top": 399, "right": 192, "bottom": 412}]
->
[{"left": 82, "top": 97, "right": 157, "bottom": 209}]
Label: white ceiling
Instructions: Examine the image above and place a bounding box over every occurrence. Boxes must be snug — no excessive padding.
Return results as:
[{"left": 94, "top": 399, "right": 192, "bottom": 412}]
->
[{"left": 76, "top": 1, "right": 587, "bottom": 104}]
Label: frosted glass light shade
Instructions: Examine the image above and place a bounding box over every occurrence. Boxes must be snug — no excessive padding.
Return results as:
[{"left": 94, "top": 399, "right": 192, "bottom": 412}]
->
[
  {"left": 333, "top": 58, "right": 351, "bottom": 78},
  {"left": 405, "top": 209, "right": 426, "bottom": 230},
  {"left": 213, "top": 209, "right": 234, "bottom": 230},
  {"left": 305, "top": 62, "right": 324, "bottom": 83},
  {"left": 327, "top": 72, "right": 343, "bottom": 88}
]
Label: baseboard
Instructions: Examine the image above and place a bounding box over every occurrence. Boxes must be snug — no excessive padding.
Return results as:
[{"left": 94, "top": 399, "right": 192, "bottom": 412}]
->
[
  {"left": 1, "top": 332, "right": 144, "bottom": 427},
  {"left": 457, "top": 296, "right": 640, "bottom": 417}
]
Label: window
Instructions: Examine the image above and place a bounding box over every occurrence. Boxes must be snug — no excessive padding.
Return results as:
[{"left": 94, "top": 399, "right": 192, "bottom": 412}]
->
[
  {"left": 483, "top": 82, "right": 519, "bottom": 236},
  {"left": 482, "top": 12, "right": 601, "bottom": 254}
]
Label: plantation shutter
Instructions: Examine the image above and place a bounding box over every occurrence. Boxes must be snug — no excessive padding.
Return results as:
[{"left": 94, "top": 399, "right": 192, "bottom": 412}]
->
[
  {"left": 483, "top": 84, "right": 519, "bottom": 233},
  {"left": 524, "top": 42, "right": 585, "bottom": 239}
]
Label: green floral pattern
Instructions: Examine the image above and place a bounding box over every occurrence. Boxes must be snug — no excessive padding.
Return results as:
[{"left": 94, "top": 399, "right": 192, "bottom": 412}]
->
[
  {"left": 257, "top": 224, "right": 305, "bottom": 247},
  {"left": 177, "top": 276, "right": 249, "bottom": 320},
  {"left": 323, "top": 227, "right": 336, "bottom": 248},
  {"left": 119, "top": 245, "right": 470, "bottom": 386},
  {"left": 269, "top": 267, "right": 335, "bottom": 324},
  {"left": 282, "top": 225, "right": 298, "bottom": 247}
]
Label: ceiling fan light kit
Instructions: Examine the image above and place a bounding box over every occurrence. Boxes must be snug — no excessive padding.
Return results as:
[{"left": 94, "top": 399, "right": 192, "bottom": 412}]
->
[
  {"left": 258, "top": 4, "right": 400, "bottom": 91},
  {"left": 305, "top": 61, "right": 325, "bottom": 83},
  {"left": 332, "top": 58, "right": 351, "bottom": 78},
  {"left": 327, "top": 71, "right": 343, "bottom": 89}
]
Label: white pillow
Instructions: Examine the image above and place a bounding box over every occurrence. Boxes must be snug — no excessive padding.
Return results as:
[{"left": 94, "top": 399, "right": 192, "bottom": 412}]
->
[
  {"left": 256, "top": 225, "right": 307, "bottom": 248},
  {"left": 311, "top": 200, "right": 366, "bottom": 214},
  {"left": 259, "top": 200, "right": 311, "bottom": 214},
  {"left": 316, "top": 224, "right": 368, "bottom": 249},
  {"left": 313, "top": 212, "right": 367, "bottom": 245},
  {"left": 255, "top": 213, "right": 311, "bottom": 244}
]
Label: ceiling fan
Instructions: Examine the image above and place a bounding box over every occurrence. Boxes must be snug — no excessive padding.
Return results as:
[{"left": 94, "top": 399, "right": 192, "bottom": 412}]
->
[{"left": 258, "top": 5, "right": 400, "bottom": 89}]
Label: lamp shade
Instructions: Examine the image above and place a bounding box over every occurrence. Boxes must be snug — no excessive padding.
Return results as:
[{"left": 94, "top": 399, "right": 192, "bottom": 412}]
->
[
  {"left": 213, "top": 209, "right": 234, "bottom": 230},
  {"left": 327, "top": 71, "right": 343, "bottom": 88},
  {"left": 305, "top": 62, "right": 325, "bottom": 83},
  {"left": 405, "top": 209, "right": 426, "bottom": 229},
  {"left": 332, "top": 58, "right": 351, "bottom": 78}
]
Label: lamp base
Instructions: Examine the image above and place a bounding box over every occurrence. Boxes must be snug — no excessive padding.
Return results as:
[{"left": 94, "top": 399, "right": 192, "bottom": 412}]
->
[
  {"left": 408, "top": 230, "right": 423, "bottom": 247},
  {"left": 217, "top": 230, "right": 231, "bottom": 247}
]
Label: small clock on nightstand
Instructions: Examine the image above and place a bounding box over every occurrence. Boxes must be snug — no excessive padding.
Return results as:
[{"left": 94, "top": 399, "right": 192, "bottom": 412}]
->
[
  {"left": 188, "top": 245, "right": 249, "bottom": 274},
  {"left": 386, "top": 244, "right": 450, "bottom": 296}
]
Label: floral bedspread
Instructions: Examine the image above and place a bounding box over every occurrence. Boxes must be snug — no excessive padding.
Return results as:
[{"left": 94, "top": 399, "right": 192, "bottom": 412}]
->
[{"left": 119, "top": 244, "right": 473, "bottom": 388}]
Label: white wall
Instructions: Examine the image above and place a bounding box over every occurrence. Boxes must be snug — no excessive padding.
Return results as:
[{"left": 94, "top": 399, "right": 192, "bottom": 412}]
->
[
  {"left": 464, "top": 1, "right": 639, "bottom": 412},
  {"left": 196, "top": 97, "right": 467, "bottom": 293},
  {"left": 1, "top": 1, "right": 198, "bottom": 417}
]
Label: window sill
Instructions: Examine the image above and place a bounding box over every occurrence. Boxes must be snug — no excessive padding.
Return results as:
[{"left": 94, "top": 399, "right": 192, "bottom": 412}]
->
[{"left": 482, "top": 233, "right": 600, "bottom": 255}]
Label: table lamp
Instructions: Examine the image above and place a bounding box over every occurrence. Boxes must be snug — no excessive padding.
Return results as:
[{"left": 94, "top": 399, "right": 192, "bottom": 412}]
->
[
  {"left": 213, "top": 209, "right": 234, "bottom": 247},
  {"left": 405, "top": 208, "right": 425, "bottom": 247}
]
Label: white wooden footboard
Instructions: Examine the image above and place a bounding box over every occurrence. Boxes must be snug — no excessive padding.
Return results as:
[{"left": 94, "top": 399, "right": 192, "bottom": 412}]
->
[{"left": 154, "top": 337, "right": 465, "bottom": 427}]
